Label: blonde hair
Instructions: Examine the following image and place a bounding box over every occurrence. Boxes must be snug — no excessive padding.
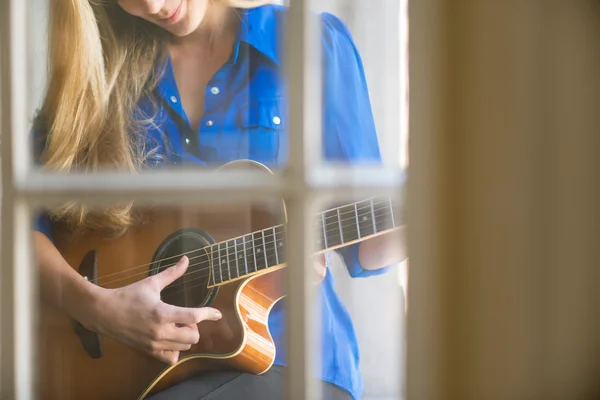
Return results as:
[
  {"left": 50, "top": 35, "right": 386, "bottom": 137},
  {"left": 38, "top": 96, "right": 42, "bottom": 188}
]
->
[{"left": 38, "top": 0, "right": 272, "bottom": 236}]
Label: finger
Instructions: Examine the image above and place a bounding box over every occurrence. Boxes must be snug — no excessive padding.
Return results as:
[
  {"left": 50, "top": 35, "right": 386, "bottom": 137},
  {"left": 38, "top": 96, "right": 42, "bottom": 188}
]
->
[
  {"left": 313, "top": 258, "right": 327, "bottom": 283},
  {"left": 153, "top": 256, "right": 189, "bottom": 291},
  {"left": 159, "top": 324, "right": 200, "bottom": 345},
  {"left": 155, "top": 350, "right": 179, "bottom": 365},
  {"left": 175, "top": 322, "right": 196, "bottom": 329},
  {"left": 152, "top": 340, "right": 193, "bottom": 352},
  {"left": 160, "top": 303, "right": 222, "bottom": 325},
  {"left": 315, "top": 253, "right": 326, "bottom": 268}
]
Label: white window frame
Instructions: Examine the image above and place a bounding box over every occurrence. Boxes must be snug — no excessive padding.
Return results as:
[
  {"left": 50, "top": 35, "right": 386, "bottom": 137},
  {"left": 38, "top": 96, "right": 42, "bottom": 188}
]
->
[{"left": 0, "top": 1, "right": 405, "bottom": 399}]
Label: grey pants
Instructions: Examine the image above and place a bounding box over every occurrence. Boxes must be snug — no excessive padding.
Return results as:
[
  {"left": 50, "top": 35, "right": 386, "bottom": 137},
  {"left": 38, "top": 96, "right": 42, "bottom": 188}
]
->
[{"left": 147, "top": 366, "right": 353, "bottom": 400}]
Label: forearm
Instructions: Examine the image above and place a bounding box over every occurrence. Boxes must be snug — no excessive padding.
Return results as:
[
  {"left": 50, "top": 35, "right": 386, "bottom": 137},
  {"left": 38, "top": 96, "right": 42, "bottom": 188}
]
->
[
  {"left": 358, "top": 225, "right": 407, "bottom": 270},
  {"left": 35, "top": 232, "right": 102, "bottom": 330}
]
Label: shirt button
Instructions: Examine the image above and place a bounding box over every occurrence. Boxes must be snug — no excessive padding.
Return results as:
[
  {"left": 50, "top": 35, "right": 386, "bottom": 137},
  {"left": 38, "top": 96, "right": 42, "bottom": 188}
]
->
[
  {"left": 272, "top": 116, "right": 281, "bottom": 125},
  {"left": 185, "top": 138, "right": 190, "bottom": 145},
  {"left": 170, "top": 96, "right": 178, "bottom": 103},
  {"left": 206, "top": 120, "right": 214, "bottom": 127},
  {"left": 210, "top": 87, "right": 220, "bottom": 95}
]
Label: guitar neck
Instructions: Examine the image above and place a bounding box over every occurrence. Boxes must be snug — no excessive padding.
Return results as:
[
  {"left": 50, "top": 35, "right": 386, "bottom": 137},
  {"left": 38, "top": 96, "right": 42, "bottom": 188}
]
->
[{"left": 208, "top": 197, "right": 402, "bottom": 286}]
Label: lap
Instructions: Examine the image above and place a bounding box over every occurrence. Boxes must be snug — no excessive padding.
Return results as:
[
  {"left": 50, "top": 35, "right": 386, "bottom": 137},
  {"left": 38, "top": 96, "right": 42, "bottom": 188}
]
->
[{"left": 146, "top": 366, "right": 352, "bottom": 400}]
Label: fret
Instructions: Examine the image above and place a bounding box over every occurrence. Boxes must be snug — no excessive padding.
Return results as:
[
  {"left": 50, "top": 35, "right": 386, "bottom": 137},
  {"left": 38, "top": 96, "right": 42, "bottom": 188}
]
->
[
  {"left": 244, "top": 234, "right": 256, "bottom": 273},
  {"left": 370, "top": 199, "right": 377, "bottom": 233},
  {"left": 323, "top": 209, "right": 343, "bottom": 248},
  {"left": 273, "top": 227, "right": 280, "bottom": 266},
  {"left": 275, "top": 226, "right": 286, "bottom": 265},
  {"left": 389, "top": 198, "right": 396, "bottom": 228},
  {"left": 264, "top": 228, "right": 278, "bottom": 267},
  {"left": 252, "top": 232, "right": 267, "bottom": 270},
  {"left": 233, "top": 239, "right": 239, "bottom": 277},
  {"left": 354, "top": 203, "right": 361, "bottom": 239},
  {"left": 235, "top": 238, "right": 245, "bottom": 277},
  {"left": 337, "top": 208, "right": 344, "bottom": 244},
  {"left": 241, "top": 235, "right": 249, "bottom": 275},
  {"left": 214, "top": 243, "right": 221, "bottom": 283},
  {"left": 262, "top": 230, "right": 268, "bottom": 269},
  {"left": 339, "top": 204, "right": 360, "bottom": 244},
  {"left": 321, "top": 213, "right": 328, "bottom": 249},
  {"left": 374, "top": 200, "right": 395, "bottom": 232},
  {"left": 209, "top": 244, "right": 218, "bottom": 285},
  {"left": 227, "top": 240, "right": 237, "bottom": 280},
  {"left": 357, "top": 200, "right": 376, "bottom": 237},
  {"left": 218, "top": 242, "right": 230, "bottom": 281}
]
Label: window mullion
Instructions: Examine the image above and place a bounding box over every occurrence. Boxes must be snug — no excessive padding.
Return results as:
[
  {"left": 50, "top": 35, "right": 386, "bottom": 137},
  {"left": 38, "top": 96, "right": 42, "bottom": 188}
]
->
[
  {"left": 1, "top": 0, "right": 36, "bottom": 399},
  {"left": 285, "top": 0, "right": 319, "bottom": 398}
]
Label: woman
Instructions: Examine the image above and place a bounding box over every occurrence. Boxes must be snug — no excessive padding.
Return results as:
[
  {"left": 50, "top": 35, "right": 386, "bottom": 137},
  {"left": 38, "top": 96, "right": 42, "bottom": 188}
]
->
[{"left": 34, "top": 0, "right": 406, "bottom": 399}]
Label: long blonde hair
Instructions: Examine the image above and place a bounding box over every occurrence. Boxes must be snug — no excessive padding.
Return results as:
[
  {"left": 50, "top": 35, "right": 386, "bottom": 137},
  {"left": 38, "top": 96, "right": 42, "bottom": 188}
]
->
[{"left": 38, "top": 0, "right": 272, "bottom": 236}]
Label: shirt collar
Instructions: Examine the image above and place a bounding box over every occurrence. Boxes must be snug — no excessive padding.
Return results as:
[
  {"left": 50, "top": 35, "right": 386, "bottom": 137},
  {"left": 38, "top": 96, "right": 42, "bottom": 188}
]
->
[
  {"left": 236, "top": 6, "right": 280, "bottom": 65},
  {"left": 152, "top": 6, "right": 281, "bottom": 101}
]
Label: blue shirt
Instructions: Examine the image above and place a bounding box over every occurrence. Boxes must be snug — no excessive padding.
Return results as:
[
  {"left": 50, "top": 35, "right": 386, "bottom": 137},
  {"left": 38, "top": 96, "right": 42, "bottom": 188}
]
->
[{"left": 35, "top": 5, "right": 390, "bottom": 399}]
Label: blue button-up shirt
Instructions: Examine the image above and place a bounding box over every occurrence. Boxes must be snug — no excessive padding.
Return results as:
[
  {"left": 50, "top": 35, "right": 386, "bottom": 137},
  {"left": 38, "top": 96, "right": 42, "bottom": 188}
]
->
[{"left": 36, "top": 5, "right": 389, "bottom": 400}]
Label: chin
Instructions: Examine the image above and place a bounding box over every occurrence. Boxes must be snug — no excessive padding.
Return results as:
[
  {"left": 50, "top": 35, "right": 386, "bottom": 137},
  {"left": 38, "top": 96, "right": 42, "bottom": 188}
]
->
[
  {"left": 165, "top": 0, "right": 208, "bottom": 38},
  {"left": 167, "top": 22, "right": 199, "bottom": 37}
]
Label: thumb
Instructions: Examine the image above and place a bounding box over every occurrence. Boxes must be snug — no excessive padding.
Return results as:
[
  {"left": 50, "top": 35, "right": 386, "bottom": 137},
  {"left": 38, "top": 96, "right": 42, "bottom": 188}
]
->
[
  {"left": 154, "top": 256, "right": 189, "bottom": 291},
  {"left": 156, "top": 350, "right": 179, "bottom": 366}
]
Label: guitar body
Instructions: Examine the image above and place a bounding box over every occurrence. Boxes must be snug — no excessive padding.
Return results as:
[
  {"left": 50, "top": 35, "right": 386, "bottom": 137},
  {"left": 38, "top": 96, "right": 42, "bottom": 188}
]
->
[{"left": 39, "top": 161, "right": 290, "bottom": 400}]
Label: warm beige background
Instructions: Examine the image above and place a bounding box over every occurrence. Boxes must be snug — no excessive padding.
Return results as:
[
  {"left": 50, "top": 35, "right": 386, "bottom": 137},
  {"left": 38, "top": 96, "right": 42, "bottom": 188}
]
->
[{"left": 407, "top": 1, "right": 600, "bottom": 399}]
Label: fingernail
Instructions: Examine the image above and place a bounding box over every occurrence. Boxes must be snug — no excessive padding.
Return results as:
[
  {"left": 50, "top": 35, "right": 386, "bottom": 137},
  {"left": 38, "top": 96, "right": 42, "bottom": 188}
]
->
[{"left": 214, "top": 311, "right": 222, "bottom": 319}]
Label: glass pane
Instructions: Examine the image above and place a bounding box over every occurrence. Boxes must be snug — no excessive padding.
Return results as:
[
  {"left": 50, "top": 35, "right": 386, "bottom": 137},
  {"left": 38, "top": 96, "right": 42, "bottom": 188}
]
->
[
  {"left": 306, "top": 1, "right": 409, "bottom": 398},
  {"left": 310, "top": 0, "right": 408, "bottom": 170},
  {"left": 33, "top": 195, "right": 294, "bottom": 399},
  {"left": 310, "top": 194, "right": 407, "bottom": 400},
  {"left": 27, "top": 0, "right": 407, "bottom": 174},
  {"left": 32, "top": 193, "right": 405, "bottom": 399}
]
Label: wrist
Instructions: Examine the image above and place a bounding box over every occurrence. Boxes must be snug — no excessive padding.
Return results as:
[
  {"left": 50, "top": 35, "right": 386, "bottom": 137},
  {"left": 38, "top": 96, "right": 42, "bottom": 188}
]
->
[{"left": 63, "top": 277, "right": 107, "bottom": 333}]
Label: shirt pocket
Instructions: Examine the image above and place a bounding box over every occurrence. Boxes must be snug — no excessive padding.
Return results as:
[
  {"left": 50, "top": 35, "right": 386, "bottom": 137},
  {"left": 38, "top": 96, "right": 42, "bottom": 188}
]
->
[{"left": 237, "top": 98, "right": 286, "bottom": 166}]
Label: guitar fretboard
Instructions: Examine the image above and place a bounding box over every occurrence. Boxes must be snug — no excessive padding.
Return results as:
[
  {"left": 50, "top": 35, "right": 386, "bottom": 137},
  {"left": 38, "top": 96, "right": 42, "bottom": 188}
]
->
[{"left": 208, "top": 198, "right": 401, "bottom": 286}]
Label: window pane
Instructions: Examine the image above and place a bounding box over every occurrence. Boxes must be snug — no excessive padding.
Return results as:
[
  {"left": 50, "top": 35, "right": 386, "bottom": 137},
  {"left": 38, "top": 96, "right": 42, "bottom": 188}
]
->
[
  {"left": 33, "top": 195, "right": 294, "bottom": 399},
  {"left": 27, "top": 0, "right": 407, "bottom": 174},
  {"left": 311, "top": 0, "right": 408, "bottom": 170},
  {"left": 305, "top": 1, "right": 409, "bottom": 398},
  {"left": 310, "top": 194, "right": 407, "bottom": 400}
]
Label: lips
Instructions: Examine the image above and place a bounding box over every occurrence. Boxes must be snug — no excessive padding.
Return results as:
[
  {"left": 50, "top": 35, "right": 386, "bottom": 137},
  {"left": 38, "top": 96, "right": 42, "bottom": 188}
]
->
[{"left": 158, "top": 1, "right": 183, "bottom": 24}]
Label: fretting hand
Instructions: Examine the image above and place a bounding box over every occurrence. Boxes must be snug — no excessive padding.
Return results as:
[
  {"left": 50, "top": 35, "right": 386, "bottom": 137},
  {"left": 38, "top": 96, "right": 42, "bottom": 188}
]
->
[
  {"left": 91, "top": 256, "right": 222, "bottom": 365},
  {"left": 313, "top": 253, "right": 327, "bottom": 283}
]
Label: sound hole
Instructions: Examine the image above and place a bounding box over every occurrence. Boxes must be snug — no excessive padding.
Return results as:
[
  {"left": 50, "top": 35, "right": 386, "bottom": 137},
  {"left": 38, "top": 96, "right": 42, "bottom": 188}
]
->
[{"left": 149, "top": 228, "right": 218, "bottom": 308}]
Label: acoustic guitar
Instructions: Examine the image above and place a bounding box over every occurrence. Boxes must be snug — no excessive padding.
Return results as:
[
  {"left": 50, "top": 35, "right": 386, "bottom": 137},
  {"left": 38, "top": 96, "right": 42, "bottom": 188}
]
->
[{"left": 38, "top": 160, "right": 402, "bottom": 400}]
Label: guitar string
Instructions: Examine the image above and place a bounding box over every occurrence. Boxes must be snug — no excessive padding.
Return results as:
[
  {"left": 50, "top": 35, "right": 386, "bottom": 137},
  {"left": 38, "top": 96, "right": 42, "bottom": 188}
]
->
[
  {"left": 93, "top": 200, "right": 399, "bottom": 285},
  {"left": 93, "top": 198, "right": 396, "bottom": 283},
  {"left": 161, "top": 238, "right": 349, "bottom": 297},
  {"left": 93, "top": 198, "right": 399, "bottom": 283},
  {"left": 94, "top": 204, "right": 398, "bottom": 287},
  {"left": 95, "top": 205, "right": 399, "bottom": 287},
  {"left": 114, "top": 217, "right": 401, "bottom": 296},
  {"left": 162, "top": 269, "right": 334, "bottom": 301}
]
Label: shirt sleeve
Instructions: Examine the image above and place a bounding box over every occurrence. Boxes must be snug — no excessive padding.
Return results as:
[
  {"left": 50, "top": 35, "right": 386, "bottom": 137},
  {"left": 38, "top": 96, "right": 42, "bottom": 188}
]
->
[
  {"left": 30, "top": 118, "right": 55, "bottom": 242},
  {"left": 320, "top": 12, "right": 392, "bottom": 278}
]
